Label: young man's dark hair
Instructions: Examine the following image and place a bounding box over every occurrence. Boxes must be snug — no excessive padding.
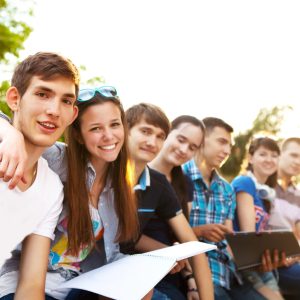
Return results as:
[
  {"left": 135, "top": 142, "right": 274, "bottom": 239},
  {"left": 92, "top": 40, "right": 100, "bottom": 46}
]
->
[
  {"left": 126, "top": 102, "right": 170, "bottom": 137},
  {"left": 11, "top": 51, "right": 80, "bottom": 99},
  {"left": 202, "top": 117, "right": 233, "bottom": 134}
]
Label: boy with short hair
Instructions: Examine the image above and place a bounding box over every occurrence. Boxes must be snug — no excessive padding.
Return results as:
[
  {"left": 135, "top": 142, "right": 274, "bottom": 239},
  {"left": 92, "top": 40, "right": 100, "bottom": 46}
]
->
[
  {"left": 0, "top": 52, "right": 78, "bottom": 299},
  {"left": 183, "top": 117, "right": 265, "bottom": 300},
  {"left": 125, "top": 103, "right": 214, "bottom": 300}
]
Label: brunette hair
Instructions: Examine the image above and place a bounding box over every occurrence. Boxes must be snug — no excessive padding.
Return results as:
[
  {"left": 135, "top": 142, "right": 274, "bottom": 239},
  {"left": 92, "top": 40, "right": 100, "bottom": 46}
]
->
[
  {"left": 247, "top": 137, "right": 280, "bottom": 188},
  {"left": 170, "top": 115, "right": 205, "bottom": 218},
  {"left": 11, "top": 52, "right": 80, "bottom": 98},
  {"left": 202, "top": 117, "right": 233, "bottom": 135},
  {"left": 126, "top": 103, "right": 170, "bottom": 137},
  {"left": 65, "top": 93, "right": 138, "bottom": 255}
]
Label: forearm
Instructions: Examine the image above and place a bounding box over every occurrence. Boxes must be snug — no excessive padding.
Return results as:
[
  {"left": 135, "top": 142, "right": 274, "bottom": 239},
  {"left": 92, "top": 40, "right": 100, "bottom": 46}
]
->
[
  {"left": 135, "top": 234, "right": 168, "bottom": 252},
  {"left": 191, "top": 254, "right": 214, "bottom": 300},
  {"left": 15, "top": 284, "right": 44, "bottom": 300}
]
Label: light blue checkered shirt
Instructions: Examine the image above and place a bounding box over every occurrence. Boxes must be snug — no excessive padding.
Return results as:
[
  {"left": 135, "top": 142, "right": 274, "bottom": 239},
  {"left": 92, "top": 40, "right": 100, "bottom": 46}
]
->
[{"left": 183, "top": 159, "right": 238, "bottom": 289}]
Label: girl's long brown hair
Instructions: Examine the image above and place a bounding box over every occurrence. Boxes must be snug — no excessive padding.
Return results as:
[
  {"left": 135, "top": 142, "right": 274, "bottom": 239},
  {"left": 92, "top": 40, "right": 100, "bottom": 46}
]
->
[
  {"left": 170, "top": 115, "right": 205, "bottom": 218},
  {"left": 65, "top": 94, "right": 138, "bottom": 255}
]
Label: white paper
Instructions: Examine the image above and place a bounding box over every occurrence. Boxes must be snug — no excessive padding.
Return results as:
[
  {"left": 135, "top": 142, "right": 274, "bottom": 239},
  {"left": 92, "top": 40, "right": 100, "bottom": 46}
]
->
[
  {"left": 147, "top": 241, "right": 216, "bottom": 260},
  {"left": 55, "top": 241, "right": 216, "bottom": 300}
]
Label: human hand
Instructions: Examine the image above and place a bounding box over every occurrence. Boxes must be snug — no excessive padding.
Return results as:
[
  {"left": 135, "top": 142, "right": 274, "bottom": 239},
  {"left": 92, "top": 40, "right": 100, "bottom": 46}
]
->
[
  {"left": 187, "top": 288, "right": 200, "bottom": 300},
  {"left": 169, "top": 259, "right": 186, "bottom": 274},
  {"left": 0, "top": 126, "right": 27, "bottom": 189},
  {"left": 259, "top": 249, "right": 290, "bottom": 272},
  {"left": 199, "top": 224, "right": 233, "bottom": 242}
]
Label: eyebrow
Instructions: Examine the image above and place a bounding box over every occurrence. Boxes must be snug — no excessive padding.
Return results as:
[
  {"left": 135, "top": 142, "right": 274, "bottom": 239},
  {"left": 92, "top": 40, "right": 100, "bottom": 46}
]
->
[{"left": 34, "top": 85, "right": 76, "bottom": 99}]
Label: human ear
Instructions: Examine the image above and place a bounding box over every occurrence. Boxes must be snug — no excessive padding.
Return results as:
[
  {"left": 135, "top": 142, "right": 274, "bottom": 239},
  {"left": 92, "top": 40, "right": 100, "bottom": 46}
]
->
[{"left": 6, "top": 87, "right": 21, "bottom": 112}]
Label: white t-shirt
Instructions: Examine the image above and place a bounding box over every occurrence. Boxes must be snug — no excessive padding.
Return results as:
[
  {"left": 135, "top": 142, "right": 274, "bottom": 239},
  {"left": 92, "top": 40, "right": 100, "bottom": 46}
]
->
[{"left": 0, "top": 157, "right": 64, "bottom": 297}]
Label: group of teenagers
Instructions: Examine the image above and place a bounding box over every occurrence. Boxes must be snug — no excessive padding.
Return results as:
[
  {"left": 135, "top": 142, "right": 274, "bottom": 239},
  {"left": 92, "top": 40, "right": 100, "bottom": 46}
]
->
[{"left": 0, "top": 51, "right": 300, "bottom": 300}]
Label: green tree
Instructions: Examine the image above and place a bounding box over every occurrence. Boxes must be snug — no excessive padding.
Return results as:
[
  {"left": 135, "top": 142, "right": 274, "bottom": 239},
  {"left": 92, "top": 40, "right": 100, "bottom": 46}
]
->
[
  {"left": 0, "top": 0, "right": 33, "bottom": 63},
  {"left": 0, "top": 0, "right": 34, "bottom": 112},
  {"left": 220, "top": 105, "right": 292, "bottom": 181}
]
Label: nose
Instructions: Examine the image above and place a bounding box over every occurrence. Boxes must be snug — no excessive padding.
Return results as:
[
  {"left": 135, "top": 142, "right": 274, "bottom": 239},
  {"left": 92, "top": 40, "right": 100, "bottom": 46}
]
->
[
  {"left": 45, "top": 99, "right": 60, "bottom": 118},
  {"left": 179, "top": 143, "right": 189, "bottom": 155},
  {"left": 223, "top": 144, "right": 231, "bottom": 156},
  {"left": 145, "top": 135, "right": 156, "bottom": 146},
  {"left": 103, "top": 127, "right": 114, "bottom": 140}
]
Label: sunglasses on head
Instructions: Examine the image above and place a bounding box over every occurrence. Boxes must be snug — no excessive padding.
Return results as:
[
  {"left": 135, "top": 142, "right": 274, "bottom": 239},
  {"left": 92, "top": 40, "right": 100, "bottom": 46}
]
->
[{"left": 77, "top": 86, "right": 118, "bottom": 102}]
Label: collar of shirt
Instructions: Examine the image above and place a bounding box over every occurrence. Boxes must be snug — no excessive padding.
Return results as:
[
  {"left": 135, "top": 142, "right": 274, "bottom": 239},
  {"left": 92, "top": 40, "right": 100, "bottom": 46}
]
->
[
  {"left": 86, "top": 161, "right": 112, "bottom": 192},
  {"left": 134, "top": 166, "right": 150, "bottom": 191},
  {"left": 184, "top": 159, "right": 222, "bottom": 189}
]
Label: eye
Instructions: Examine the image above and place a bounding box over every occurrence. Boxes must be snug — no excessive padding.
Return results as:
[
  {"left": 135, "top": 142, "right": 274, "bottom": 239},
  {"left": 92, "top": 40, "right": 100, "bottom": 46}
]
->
[
  {"left": 111, "top": 122, "right": 121, "bottom": 128},
  {"left": 177, "top": 137, "right": 184, "bottom": 143},
  {"left": 189, "top": 145, "right": 197, "bottom": 151},
  {"left": 141, "top": 128, "right": 150, "bottom": 135},
  {"left": 90, "top": 127, "right": 101, "bottom": 132},
  {"left": 36, "top": 92, "right": 48, "bottom": 98},
  {"left": 62, "top": 98, "right": 73, "bottom": 105}
]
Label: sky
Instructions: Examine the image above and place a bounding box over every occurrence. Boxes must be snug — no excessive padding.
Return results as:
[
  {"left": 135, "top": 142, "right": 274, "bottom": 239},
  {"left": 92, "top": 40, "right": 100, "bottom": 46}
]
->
[{"left": 10, "top": 0, "right": 300, "bottom": 137}]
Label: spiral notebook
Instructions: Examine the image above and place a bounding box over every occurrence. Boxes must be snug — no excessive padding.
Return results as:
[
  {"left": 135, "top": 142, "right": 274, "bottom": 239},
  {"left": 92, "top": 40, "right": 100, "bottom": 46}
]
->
[{"left": 54, "top": 241, "right": 216, "bottom": 300}]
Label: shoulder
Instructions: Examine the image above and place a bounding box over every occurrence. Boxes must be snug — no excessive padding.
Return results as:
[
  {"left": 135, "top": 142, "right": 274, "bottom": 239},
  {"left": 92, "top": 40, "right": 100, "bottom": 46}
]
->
[
  {"left": 38, "top": 157, "right": 63, "bottom": 191},
  {"left": 216, "top": 174, "right": 235, "bottom": 195},
  {"left": 182, "top": 159, "right": 196, "bottom": 174},
  {"left": 148, "top": 167, "right": 171, "bottom": 189},
  {"left": 231, "top": 175, "right": 255, "bottom": 194},
  {"left": 147, "top": 167, "right": 178, "bottom": 200}
]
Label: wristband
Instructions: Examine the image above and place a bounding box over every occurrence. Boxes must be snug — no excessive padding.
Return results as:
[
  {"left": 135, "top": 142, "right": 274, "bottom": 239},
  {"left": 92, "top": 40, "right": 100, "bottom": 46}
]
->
[
  {"left": 187, "top": 288, "right": 198, "bottom": 292},
  {"left": 184, "top": 273, "right": 194, "bottom": 281}
]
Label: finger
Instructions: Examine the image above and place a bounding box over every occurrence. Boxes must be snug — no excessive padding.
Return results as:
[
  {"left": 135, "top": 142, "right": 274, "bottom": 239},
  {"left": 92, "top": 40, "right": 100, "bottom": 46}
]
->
[
  {"left": 0, "top": 157, "right": 9, "bottom": 180},
  {"left": 3, "top": 159, "right": 18, "bottom": 182},
  {"left": 218, "top": 224, "right": 233, "bottom": 234},
  {"left": 272, "top": 249, "right": 279, "bottom": 269},
  {"left": 8, "top": 161, "right": 26, "bottom": 189},
  {"left": 280, "top": 251, "right": 287, "bottom": 266},
  {"left": 265, "top": 249, "right": 273, "bottom": 271},
  {"left": 260, "top": 252, "right": 267, "bottom": 272}
]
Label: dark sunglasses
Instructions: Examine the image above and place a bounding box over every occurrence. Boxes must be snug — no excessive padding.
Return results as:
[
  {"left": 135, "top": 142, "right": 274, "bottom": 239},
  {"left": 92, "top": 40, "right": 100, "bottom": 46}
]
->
[{"left": 77, "top": 86, "right": 118, "bottom": 102}]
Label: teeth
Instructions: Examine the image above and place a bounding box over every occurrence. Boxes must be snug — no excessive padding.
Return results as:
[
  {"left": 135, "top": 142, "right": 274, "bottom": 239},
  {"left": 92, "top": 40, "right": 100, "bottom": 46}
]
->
[
  {"left": 40, "top": 122, "right": 56, "bottom": 129},
  {"left": 100, "top": 144, "right": 116, "bottom": 150}
]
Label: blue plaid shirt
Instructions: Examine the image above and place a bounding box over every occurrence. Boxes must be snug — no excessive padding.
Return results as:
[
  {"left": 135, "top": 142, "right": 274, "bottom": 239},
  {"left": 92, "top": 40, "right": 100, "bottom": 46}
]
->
[{"left": 183, "top": 159, "right": 238, "bottom": 289}]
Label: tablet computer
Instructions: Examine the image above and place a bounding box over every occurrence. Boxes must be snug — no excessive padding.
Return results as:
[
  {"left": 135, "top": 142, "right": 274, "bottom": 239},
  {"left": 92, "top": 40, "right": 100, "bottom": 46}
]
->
[{"left": 225, "top": 230, "right": 300, "bottom": 270}]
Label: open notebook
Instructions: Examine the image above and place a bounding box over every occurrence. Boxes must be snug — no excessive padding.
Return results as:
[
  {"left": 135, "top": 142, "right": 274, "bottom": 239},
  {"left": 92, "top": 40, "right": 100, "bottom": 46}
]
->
[{"left": 54, "top": 241, "right": 216, "bottom": 300}]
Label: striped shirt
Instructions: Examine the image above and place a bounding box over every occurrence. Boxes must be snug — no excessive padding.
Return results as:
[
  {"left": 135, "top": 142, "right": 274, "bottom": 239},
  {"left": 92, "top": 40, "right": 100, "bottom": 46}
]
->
[{"left": 183, "top": 159, "right": 237, "bottom": 289}]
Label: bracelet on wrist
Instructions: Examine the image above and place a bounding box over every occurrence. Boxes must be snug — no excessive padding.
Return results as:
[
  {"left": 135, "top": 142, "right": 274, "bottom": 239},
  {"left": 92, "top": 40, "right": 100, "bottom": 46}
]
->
[
  {"left": 184, "top": 273, "right": 194, "bottom": 281},
  {"left": 187, "top": 287, "right": 198, "bottom": 293}
]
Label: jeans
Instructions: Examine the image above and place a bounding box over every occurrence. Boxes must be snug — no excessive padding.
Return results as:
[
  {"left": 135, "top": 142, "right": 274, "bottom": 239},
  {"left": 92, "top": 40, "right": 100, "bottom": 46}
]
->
[
  {"left": 278, "top": 263, "right": 300, "bottom": 296},
  {"left": 0, "top": 294, "right": 57, "bottom": 300},
  {"left": 65, "top": 289, "right": 99, "bottom": 300},
  {"left": 152, "top": 289, "right": 171, "bottom": 300},
  {"left": 155, "top": 279, "right": 186, "bottom": 300},
  {"left": 214, "top": 281, "right": 267, "bottom": 300}
]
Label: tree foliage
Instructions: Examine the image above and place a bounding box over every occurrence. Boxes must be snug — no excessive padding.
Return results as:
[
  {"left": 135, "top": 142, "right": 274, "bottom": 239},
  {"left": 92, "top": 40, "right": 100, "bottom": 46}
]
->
[
  {"left": 0, "top": 0, "right": 33, "bottom": 63},
  {"left": 220, "top": 105, "right": 292, "bottom": 181}
]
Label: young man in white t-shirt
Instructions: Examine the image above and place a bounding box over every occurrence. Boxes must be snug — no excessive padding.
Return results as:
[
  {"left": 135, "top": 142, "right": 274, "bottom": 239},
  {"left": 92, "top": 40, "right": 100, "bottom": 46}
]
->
[{"left": 0, "top": 52, "right": 78, "bottom": 299}]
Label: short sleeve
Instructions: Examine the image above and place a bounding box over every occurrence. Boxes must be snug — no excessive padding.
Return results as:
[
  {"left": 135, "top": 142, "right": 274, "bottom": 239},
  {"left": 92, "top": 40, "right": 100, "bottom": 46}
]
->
[
  {"left": 231, "top": 175, "right": 256, "bottom": 197},
  {"left": 155, "top": 176, "right": 182, "bottom": 219},
  {"left": 33, "top": 188, "right": 64, "bottom": 240}
]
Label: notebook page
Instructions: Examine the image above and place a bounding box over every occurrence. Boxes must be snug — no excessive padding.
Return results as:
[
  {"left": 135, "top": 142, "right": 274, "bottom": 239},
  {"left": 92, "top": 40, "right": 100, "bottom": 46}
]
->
[
  {"left": 146, "top": 241, "right": 217, "bottom": 261},
  {"left": 55, "top": 254, "right": 176, "bottom": 300}
]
